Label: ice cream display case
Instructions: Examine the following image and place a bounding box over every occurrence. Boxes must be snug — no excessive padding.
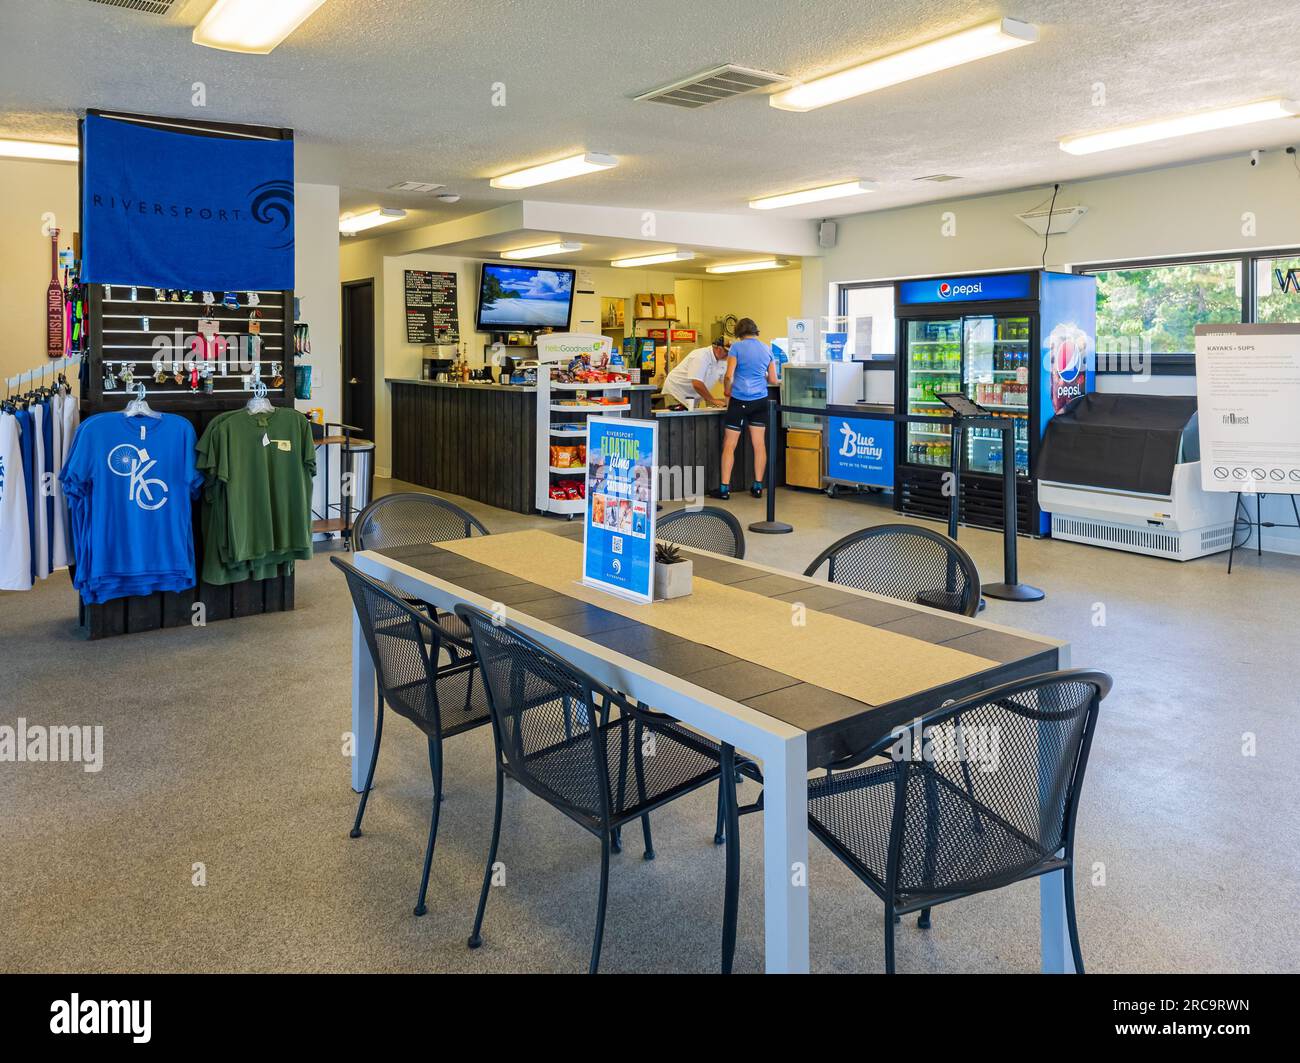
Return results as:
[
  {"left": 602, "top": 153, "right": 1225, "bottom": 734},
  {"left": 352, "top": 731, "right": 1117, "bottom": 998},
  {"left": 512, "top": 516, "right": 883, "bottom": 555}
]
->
[{"left": 893, "top": 271, "right": 1096, "bottom": 534}]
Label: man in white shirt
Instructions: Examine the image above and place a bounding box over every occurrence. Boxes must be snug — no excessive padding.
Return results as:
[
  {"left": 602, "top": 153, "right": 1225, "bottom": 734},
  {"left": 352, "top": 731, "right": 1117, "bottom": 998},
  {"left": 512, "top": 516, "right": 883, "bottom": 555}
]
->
[{"left": 661, "top": 338, "right": 730, "bottom": 409}]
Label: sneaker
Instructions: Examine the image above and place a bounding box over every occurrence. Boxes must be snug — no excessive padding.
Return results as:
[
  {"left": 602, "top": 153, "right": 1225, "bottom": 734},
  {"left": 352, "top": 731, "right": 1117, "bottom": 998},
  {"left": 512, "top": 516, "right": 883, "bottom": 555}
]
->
[
  {"left": 706, "top": 486, "right": 731, "bottom": 500},
  {"left": 751, "top": 482, "right": 763, "bottom": 498}
]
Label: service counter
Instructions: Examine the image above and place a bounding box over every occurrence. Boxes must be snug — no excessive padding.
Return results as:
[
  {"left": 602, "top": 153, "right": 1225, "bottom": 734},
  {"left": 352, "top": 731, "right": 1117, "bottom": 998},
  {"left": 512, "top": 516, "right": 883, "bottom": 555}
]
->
[{"left": 387, "top": 379, "right": 776, "bottom": 514}]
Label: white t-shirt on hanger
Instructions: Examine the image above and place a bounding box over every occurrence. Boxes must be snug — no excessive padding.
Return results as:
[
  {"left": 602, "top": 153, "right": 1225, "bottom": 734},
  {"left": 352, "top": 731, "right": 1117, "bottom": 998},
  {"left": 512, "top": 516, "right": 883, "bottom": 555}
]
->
[
  {"left": 50, "top": 390, "right": 76, "bottom": 570},
  {"left": 30, "top": 401, "right": 49, "bottom": 580},
  {"left": 0, "top": 412, "right": 32, "bottom": 591}
]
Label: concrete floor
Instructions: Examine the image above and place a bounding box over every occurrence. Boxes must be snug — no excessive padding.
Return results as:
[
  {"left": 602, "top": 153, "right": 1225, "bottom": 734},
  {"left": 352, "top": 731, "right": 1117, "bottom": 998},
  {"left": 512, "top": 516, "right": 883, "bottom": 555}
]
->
[{"left": 2, "top": 479, "right": 1297, "bottom": 973}]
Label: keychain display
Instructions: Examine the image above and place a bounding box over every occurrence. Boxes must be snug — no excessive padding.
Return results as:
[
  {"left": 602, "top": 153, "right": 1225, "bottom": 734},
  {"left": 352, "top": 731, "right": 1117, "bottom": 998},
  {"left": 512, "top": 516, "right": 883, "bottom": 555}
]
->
[
  {"left": 103, "top": 361, "right": 117, "bottom": 390},
  {"left": 270, "top": 361, "right": 284, "bottom": 388},
  {"left": 119, "top": 363, "right": 135, "bottom": 389},
  {"left": 223, "top": 291, "right": 240, "bottom": 311},
  {"left": 247, "top": 308, "right": 262, "bottom": 334}
]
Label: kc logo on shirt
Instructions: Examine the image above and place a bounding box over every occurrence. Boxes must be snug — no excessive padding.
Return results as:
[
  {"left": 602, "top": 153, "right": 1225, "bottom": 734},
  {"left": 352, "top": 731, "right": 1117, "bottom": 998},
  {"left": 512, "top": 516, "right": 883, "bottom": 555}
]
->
[{"left": 107, "top": 444, "right": 168, "bottom": 511}]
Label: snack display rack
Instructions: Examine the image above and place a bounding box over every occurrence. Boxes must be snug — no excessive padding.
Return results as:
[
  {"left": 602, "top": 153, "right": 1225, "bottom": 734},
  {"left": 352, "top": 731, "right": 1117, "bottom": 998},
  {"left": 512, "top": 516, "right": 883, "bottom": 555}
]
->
[{"left": 534, "top": 342, "right": 631, "bottom": 519}]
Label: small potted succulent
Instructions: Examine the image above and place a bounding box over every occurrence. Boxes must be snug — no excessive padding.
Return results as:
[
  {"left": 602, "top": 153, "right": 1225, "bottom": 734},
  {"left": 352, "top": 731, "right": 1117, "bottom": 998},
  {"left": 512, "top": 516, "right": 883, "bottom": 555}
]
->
[{"left": 653, "top": 541, "right": 693, "bottom": 600}]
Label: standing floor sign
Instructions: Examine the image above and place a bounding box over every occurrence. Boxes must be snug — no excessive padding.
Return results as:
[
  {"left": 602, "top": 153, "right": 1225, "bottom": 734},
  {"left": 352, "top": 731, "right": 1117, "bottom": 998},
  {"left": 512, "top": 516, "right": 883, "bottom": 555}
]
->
[
  {"left": 1195, "top": 324, "right": 1300, "bottom": 492},
  {"left": 583, "top": 417, "right": 658, "bottom": 603},
  {"left": 827, "top": 415, "right": 894, "bottom": 488}
]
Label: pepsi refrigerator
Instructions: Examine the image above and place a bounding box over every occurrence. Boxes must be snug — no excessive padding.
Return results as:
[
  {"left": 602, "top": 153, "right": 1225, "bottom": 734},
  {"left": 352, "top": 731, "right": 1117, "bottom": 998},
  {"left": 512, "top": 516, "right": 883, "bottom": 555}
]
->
[{"left": 892, "top": 270, "right": 1096, "bottom": 535}]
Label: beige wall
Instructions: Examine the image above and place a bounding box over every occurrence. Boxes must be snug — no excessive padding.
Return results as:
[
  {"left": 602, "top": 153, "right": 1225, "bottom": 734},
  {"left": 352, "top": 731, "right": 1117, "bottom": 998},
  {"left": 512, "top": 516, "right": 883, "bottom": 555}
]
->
[
  {"left": 700, "top": 268, "right": 803, "bottom": 343},
  {"left": 0, "top": 157, "right": 80, "bottom": 386},
  {"left": 807, "top": 152, "right": 1300, "bottom": 313}
]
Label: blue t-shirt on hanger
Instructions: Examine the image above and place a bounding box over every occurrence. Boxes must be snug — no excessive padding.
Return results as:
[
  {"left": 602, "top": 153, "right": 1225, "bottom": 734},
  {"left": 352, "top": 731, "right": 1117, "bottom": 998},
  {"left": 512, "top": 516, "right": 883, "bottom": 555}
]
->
[{"left": 60, "top": 412, "right": 204, "bottom": 604}]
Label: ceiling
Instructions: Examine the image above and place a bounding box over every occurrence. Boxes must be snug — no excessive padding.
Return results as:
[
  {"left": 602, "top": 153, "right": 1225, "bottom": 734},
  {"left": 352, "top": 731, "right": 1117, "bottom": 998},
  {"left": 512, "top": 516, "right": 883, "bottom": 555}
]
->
[
  {"left": 419, "top": 229, "right": 799, "bottom": 274},
  {"left": 3, "top": 0, "right": 1299, "bottom": 234}
]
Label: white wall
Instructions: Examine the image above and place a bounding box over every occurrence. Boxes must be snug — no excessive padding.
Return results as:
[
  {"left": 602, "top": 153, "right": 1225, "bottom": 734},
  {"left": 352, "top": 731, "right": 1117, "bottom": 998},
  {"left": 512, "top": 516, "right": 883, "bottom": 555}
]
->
[
  {"left": 809, "top": 152, "right": 1300, "bottom": 554},
  {"left": 293, "top": 182, "right": 342, "bottom": 422}
]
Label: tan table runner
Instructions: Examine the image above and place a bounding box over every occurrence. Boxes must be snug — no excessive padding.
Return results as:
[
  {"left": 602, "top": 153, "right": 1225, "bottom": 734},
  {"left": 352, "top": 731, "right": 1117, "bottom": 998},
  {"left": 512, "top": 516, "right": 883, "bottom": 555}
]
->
[{"left": 434, "top": 530, "right": 997, "bottom": 707}]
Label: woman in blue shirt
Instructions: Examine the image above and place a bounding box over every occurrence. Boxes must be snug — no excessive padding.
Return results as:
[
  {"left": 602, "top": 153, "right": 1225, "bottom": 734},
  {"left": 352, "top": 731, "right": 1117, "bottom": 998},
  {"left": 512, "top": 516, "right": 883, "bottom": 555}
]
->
[{"left": 711, "top": 318, "right": 778, "bottom": 499}]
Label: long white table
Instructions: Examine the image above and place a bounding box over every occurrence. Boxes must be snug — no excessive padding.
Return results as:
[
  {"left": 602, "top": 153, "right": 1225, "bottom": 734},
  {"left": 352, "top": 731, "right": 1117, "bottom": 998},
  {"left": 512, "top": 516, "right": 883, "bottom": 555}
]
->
[{"left": 350, "top": 537, "right": 1073, "bottom": 973}]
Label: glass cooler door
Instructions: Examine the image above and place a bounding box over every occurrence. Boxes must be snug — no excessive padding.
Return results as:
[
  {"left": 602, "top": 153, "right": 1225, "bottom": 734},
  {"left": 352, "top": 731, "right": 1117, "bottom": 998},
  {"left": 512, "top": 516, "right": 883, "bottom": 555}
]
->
[
  {"left": 904, "top": 318, "right": 959, "bottom": 467},
  {"left": 963, "top": 314, "right": 1030, "bottom": 477}
]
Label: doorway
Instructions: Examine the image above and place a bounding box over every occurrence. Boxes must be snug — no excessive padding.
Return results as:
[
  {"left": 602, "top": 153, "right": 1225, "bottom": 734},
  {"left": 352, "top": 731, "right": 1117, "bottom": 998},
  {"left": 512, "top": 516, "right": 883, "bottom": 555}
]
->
[{"left": 341, "top": 278, "right": 375, "bottom": 441}]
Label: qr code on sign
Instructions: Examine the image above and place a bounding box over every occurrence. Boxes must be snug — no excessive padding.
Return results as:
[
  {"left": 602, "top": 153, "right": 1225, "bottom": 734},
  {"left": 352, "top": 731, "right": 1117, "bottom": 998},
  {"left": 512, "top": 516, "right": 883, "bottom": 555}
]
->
[{"left": 611, "top": 536, "right": 623, "bottom": 554}]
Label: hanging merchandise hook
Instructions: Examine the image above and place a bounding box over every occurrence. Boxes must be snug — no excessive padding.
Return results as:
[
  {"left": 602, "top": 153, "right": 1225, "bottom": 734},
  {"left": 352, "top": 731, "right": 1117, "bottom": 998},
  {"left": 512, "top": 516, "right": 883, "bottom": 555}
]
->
[
  {"left": 124, "top": 381, "right": 162, "bottom": 419},
  {"left": 245, "top": 377, "right": 274, "bottom": 415}
]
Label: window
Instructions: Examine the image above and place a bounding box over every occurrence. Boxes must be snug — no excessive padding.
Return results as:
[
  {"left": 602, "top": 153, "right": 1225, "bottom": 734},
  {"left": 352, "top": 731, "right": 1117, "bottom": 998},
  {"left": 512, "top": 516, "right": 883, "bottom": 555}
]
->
[
  {"left": 1079, "top": 249, "right": 1300, "bottom": 373},
  {"left": 1255, "top": 252, "right": 1300, "bottom": 323},
  {"left": 837, "top": 283, "right": 896, "bottom": 360},
  {"left": 1090, "top": 259, "right": 1242, "bottom": 355}
]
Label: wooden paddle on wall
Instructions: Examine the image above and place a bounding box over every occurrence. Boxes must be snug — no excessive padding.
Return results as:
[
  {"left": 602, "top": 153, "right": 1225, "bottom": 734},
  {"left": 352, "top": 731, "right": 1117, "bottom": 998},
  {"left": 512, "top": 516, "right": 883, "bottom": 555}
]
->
[{"left": 47, "top": 227, "right": 64, "bottom": 358}]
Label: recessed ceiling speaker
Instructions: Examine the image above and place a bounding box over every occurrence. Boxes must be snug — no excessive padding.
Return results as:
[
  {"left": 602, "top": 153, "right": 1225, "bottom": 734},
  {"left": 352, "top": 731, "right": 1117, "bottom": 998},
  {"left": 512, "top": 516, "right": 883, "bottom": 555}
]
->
[{"left": 818, "top": 220, "right": 838, "bottom": 248}]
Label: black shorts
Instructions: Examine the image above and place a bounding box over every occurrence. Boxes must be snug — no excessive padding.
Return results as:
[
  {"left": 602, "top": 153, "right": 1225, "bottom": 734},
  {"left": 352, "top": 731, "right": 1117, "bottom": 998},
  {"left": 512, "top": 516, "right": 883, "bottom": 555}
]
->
[{"left": 724, "top": 395, "right": 769, "bottom": 432}]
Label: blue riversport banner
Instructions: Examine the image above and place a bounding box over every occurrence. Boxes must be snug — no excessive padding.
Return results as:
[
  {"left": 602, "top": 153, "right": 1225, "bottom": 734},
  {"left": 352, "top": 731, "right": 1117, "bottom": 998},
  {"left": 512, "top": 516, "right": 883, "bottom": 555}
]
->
[{"left": 81, "top": 114, "right": 295, "bottom": 291}]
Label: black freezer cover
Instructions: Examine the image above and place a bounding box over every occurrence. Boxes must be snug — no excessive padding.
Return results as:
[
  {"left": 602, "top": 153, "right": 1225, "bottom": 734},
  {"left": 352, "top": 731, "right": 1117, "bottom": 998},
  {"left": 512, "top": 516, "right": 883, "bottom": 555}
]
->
[{"left": 1037, "top": 393, "right": 1199, "bottom": 496}]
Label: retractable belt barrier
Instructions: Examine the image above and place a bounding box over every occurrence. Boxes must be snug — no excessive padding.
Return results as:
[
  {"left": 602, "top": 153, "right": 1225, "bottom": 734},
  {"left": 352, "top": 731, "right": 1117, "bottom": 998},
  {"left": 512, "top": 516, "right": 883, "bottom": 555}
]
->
[{"left": 748, "top": 399, "right": 1044, "bottom": 604}]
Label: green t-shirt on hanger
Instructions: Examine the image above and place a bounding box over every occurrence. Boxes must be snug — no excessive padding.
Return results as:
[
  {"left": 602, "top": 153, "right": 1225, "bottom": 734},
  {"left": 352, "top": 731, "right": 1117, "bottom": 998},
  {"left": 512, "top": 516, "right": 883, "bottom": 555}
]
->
[{"left": 197, "top": 407, "right": 316, "bottom": 585}]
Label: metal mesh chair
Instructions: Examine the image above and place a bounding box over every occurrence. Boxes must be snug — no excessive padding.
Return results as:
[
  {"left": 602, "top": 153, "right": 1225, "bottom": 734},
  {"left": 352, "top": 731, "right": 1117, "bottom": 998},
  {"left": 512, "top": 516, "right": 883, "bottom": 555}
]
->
[
  {"left": 657, "top": 506, "right": 746, "bottom": 558},
  {"left": 804, "top": 669, "right": 1111, "bottom": 972},
  {"left": 803, "top": 524, "right": 981, "bottom": 617},
  {"left": 332, "top": 557, "right": 493, "bottom": 917},
  {"left": 456, "top": 603, "right": 742, "bottom": 974},
  {"left": 353, "top": 492, "right": 490, "bottom": 648}
]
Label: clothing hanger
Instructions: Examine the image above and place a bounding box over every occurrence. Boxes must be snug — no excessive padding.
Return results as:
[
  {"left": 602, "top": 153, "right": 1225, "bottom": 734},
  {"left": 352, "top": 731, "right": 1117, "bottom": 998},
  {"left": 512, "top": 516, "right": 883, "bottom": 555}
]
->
[
  {"left": 245, "top": 378, "right": 274, "bottom": 415},
  {"left": 124, "top": 382, "right": 162, "bottom": 419}
]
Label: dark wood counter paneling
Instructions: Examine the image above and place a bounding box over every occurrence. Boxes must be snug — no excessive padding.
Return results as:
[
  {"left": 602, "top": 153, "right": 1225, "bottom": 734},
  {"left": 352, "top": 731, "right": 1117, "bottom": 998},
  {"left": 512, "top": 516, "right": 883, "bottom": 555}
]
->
[{"left": 390, "top": 382, "right": 537, "bottom": 513}]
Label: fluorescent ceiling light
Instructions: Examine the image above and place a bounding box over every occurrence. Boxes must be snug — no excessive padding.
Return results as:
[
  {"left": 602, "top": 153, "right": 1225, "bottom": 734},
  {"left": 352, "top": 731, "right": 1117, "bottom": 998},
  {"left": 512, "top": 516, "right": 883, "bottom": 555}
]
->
[
  {"left": 490, "top": 152, "right": 618, "bottom": 189},
  {"left": 771, "top": 18, "right": 1037, "bottom": 112},
  {"left": 749, "top": 180, "right": 873, "bottom": 210},
  {"left": 500, "top": 241, "right": 581, "bottom": 260},
  {"left": 610, "top": 251, "right": 695, "bottom": 268},
  {"left": 706, "top": 259, "right": 786, "bottom": 274},
  {"left": 194, "top": 0, "right": 328, "bottom": 54},
  {"left": 339, "top": 208, "right": 406, "bottom": 235},
  {"left": 1060, "top": 98, "right": 1300, "bottom": 155},
  {"left": 0, "top": 139, "right": 79, "bottom": 162}
]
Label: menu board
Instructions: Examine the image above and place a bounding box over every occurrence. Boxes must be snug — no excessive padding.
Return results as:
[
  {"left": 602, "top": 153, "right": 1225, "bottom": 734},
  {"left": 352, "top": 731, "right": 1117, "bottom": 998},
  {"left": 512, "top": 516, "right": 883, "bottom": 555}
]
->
[
  {"left": 1195, "top": 323, "right": 1300, "bottom": 493},
  {"left": 583, "top": 418, "right": 658, "bottom": 603},
  {"left": 404, "top": 269, "right": 459, "bottom": 344}
]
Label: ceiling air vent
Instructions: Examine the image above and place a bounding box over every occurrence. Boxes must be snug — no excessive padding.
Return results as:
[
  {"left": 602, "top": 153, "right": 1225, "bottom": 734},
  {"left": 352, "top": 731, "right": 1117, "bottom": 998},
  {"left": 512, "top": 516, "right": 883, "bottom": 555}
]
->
[
  {"left": 914, "top": 174, "right": 963, "bottom": 183},
  {"left": 388, "top": 181, "right": 445, "bottom": 193},
  {"left": 87, "top": 0, "right": 178, "bottom": 14},
  {"left": 634, "top": 65, "right": 788, "bottom": 109},
  {"left": 1016, "top": 204, "right": 1089, "bottom": 236}
]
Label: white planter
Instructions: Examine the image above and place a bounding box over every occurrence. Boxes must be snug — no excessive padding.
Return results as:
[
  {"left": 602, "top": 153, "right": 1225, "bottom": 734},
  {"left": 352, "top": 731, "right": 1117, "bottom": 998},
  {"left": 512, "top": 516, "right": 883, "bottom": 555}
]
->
[{"left": 654, "top": 559, "right": 693, "bottom": 600}]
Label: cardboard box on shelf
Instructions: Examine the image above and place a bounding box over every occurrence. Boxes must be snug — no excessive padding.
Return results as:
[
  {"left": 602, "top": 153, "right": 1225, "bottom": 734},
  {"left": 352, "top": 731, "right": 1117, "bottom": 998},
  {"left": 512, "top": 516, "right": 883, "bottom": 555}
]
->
[
  {"left": 652, "top": 293, "right": 667, "bottom": 319},
  {"left": 635, "top": 293, "right": 654, "bottom": 318},
  {"left": 662, "top": 293, "right": 677, "bottom": 319}
]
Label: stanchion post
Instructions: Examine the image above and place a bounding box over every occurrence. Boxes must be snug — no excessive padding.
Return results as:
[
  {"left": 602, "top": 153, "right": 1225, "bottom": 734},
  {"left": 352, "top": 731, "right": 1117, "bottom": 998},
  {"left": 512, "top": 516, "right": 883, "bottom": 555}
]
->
[
  {"left": 947, "top": 416, "right": 963, "bottom": 540},
  {"left": 982, "top": 419, "right": 1044, "bottom": 602},
  {"left": 749, "top": 396, "right": 793, "bottom": 535}
]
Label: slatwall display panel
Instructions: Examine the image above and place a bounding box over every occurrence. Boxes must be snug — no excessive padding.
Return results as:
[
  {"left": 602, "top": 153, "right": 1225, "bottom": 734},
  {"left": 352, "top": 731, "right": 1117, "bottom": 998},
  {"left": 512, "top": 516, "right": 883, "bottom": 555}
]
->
[{"left": 85, "top": 284, "right": 294, "bottom": 412}]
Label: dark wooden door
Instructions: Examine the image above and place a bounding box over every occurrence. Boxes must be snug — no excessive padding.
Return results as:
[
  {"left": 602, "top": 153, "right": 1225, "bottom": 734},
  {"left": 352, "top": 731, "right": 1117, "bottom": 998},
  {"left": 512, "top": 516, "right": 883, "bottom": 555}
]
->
[{"left": 342, "top": 279, "right": 375, "bottom": 440}]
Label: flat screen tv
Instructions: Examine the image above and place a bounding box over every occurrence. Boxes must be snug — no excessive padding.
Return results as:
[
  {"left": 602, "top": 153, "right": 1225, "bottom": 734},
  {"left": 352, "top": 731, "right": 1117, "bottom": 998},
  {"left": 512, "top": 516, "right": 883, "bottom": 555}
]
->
[{"left": 475, "top": 263, "right": 576, "bottom": 332}]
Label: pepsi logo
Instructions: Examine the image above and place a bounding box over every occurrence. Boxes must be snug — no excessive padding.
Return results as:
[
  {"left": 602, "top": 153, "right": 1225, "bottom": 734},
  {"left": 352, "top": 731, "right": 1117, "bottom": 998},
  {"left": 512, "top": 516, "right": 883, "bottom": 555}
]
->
[{"left": 938, "top": 282, "right": 952, "bottom": 298}]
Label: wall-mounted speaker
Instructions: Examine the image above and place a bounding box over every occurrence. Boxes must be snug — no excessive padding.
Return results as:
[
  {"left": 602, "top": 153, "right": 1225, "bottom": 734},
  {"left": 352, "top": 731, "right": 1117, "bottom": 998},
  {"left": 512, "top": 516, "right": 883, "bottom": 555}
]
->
[{"left": 818, "top": 220, "right": 838, "bottom": 248}]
